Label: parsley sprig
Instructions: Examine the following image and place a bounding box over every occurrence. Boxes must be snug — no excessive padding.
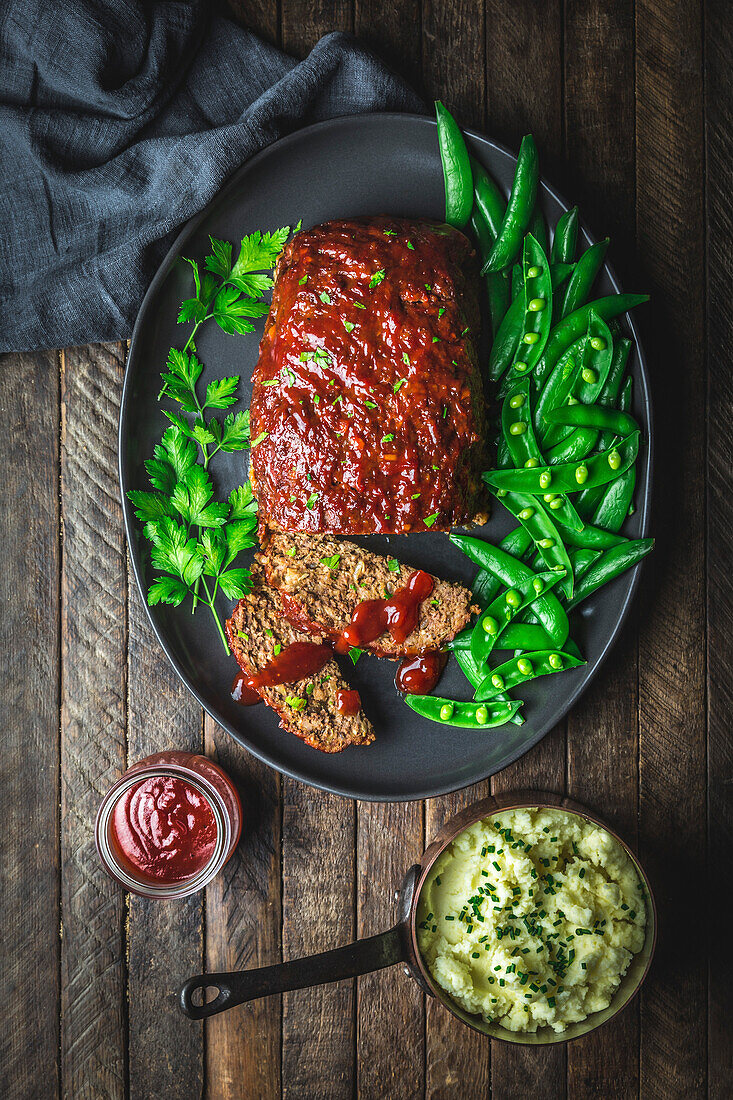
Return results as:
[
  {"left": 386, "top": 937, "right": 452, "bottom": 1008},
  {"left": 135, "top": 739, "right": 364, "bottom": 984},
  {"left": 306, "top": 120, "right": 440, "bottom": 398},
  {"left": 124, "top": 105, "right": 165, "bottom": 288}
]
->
[{"left": 128, "top": 225, "right": 292, "bottom": 648}]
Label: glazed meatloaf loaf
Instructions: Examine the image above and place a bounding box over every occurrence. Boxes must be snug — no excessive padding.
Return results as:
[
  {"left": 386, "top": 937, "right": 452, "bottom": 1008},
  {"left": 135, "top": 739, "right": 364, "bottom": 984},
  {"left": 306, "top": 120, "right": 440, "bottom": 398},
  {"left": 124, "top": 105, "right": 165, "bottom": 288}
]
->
[
  {"left": 249, "top": 216, "right": 488, "bottom": 535},
  {"left": 225, "top": 572, "right": 375, "bottom": 753},
  {"left": 258, "top": 532, "right": 477, "bottom": 659}
]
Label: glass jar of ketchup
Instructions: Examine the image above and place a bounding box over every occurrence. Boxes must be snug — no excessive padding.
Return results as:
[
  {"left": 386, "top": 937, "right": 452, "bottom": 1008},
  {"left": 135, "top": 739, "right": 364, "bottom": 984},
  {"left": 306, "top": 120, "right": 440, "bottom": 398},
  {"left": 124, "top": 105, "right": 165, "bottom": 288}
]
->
[{"left": 95, "top": 751, "right": 242, "bottom": 899}]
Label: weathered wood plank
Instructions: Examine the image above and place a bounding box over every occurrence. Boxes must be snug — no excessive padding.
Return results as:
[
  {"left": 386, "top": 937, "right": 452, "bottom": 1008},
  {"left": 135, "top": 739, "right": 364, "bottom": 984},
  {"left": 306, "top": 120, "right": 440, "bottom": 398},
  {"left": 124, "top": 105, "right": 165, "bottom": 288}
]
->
[
  {"left": 354, "top": 0, "right": 422, "bottom": 92},
  {"left": 60, "top": 343, "right": 128, "bottom": 1100},
  {"left": 126, "top": 579, "right": 205, "bottom": 1100},
  {"left": 635, "top": 1, "right": 707, "bottom": 1096},
  {"left": 0, "top": 350, "right": 61, "bottom": 1100},
  {"left": 357, "top": 799, "right": 424, "bottom": 1100},
  {"left": 205, "top": 717, "right": 282, "bottom": 1100},
  {"left": 282, "top": 783, "right": 355, "bottom": 1099},
  {"left": 703, "top": 0, "right": 733, "bottom": 1095},
  {"left": 564, "top": 2, "right": 640, "bottom": 1095},
  {"left": 281, "top": 0, "right": 353, "bottom": 55}
]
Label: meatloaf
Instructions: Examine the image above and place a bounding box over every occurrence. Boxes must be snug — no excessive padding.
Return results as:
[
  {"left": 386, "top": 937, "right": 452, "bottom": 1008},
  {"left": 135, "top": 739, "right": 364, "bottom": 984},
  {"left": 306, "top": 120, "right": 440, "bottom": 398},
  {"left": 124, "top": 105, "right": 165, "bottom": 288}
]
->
[
  {"left": 225, "top": 572, "right": 375, "bottom": 753},
  {"left": 258, "top": 533, "right": 477, "bottom": 659},
  {"left": 249, "top": 216, "right": 488, "bottom": 535}
]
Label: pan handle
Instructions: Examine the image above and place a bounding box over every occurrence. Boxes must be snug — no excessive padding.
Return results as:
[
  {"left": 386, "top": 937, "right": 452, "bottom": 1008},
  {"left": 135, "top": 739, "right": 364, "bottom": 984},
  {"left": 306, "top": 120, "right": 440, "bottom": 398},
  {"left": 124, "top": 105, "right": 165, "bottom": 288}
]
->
[{"left": 179, "top": 924, "right": 406, "bottom": 1020}]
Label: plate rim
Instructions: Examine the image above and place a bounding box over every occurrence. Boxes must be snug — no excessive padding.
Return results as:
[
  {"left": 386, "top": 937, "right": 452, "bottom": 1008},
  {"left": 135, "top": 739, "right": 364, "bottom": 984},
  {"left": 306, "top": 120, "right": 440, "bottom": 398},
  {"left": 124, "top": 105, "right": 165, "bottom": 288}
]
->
[{"left": 120, "top": 111, "right": 654, "bottom": 802}]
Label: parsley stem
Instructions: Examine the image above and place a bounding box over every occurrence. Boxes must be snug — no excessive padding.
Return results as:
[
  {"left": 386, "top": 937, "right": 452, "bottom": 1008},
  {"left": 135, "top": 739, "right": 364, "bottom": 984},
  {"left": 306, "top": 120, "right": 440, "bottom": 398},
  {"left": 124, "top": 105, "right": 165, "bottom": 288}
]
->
[{"left": 200, "top": 574, "right": 228, "bottom": 651}]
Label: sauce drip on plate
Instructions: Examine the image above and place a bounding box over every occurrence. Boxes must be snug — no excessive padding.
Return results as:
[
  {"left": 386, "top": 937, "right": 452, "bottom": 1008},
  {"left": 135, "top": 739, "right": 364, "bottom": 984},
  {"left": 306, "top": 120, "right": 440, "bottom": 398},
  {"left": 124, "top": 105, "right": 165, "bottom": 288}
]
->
[
  {"left": 395, "top": 651, "right": 447, "bottom": 695},
  {"left": 110, "top": 776, "right": 217, "bottom": 885}
]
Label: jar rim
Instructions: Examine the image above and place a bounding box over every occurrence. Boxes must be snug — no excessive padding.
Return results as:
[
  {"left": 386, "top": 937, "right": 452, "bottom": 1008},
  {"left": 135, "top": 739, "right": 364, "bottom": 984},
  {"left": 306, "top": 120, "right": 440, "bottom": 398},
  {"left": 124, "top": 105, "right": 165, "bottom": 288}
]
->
[{"left": 95, "top": 765, "right": 231, "bottom": 898}]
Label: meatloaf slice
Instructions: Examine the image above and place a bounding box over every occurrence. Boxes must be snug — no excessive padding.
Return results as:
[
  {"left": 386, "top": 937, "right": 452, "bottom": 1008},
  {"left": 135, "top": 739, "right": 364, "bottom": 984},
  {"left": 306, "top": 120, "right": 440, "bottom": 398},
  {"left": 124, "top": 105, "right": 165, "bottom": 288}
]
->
[
  {"left": 225, "top": 573, "right": 374, "bottom": 753},
  {"left": 258, "top": 533, "right": 477, "bottom": 659},
  {"left": 249, "top": 216, "right": 488, "bottom": 535}
]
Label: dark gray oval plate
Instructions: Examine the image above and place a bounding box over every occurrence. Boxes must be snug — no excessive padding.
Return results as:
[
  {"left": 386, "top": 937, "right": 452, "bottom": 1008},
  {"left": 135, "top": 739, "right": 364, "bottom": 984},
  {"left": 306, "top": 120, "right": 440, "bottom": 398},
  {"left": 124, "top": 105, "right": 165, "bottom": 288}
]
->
[{"left": 120, "top": 113, "right": 652, "bottom": 802}]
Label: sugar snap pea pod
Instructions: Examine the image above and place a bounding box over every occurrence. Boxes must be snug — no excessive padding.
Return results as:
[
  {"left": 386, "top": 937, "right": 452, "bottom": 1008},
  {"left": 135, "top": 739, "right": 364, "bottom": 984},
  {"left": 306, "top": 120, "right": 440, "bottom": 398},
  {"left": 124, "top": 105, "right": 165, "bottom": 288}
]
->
[
  {"left": 470, "top": 569, "right": 566, "bottom": 665},
  {"left": 511, "top": 262, "right": 523, "bottom": 300},
  {"left": 487, "top": 490, "right": 574, "bottom": 600},
  {"left": 489, "top": 263, "right": 573, "bottom": 381},
  {"left": 471, "top": 209, "right": 511, "bottom": 337},
  {"left": 544, "top": 426, "right": 599, "bottom": 465},
  {"left": 619, "top": 374, "right": 633, "bottom": 411},
  {"left": 471, "top": 526, "right": 533, "bottom": 607},
  {"left": 533, "top": 312, "right": 612, "bottom": 443},
  {"left": 435, "top": 101, "right": 473, "bottom": 228},
  {"left": 564, "top": 539, "right": 654, "bottom": 611},
  {"left": 575, "top": 341, "right": 634, "bottom": 516},
  {"left": 500, "top": 380, "right": 584, "bottom": 532},
  {"left": 529, "top": 205, "right": 550, "bottom": 258},
  {"left": 453, "top": 648, "right": 525, "bottom": 725},
  {"left": 474, "top": 649, "right": 586, "bottom": 703},
  {"left": 551, "top": 207, "right": 579, "bottom": 264},
  {"left": 470, "top": 156, "right": 505, "bottom": 238},
  {"left": 495, "top": 622, "right": 555, "bottom": 651},
  {"left": 406, "top": 693, "right": 523, "bottom": 729},
  {"left": 540, "top": 312, "right": 615, "bottom": 449},
  {"left": 560, "top": 239, "right": 609, "bottom": 319},
  {"left": 485, "top": 432, "right": 640, "bottom": 496},
  {"left": 497, "top": 235, "right": 554, "bottom": 395},
  {"left": 533, "top": 294, "right": 649, "bottom": 389},
  {"left": 591, "top": 466, "right": 636, "bottom": 533},
  {"left": 544, "top": 404, "right": 639, "bottom": 437},
  {"left": 450, "top": 532, "right": 569, "bottom": 645},
  {"left": 529, "top": 546, "right": 601, "bottom": 581},
  {"left": 481, "top": 135, "right": 539, "bottom": 273},
  {"left": 553, "top": 520, "right": 626, "bottom": 550}
]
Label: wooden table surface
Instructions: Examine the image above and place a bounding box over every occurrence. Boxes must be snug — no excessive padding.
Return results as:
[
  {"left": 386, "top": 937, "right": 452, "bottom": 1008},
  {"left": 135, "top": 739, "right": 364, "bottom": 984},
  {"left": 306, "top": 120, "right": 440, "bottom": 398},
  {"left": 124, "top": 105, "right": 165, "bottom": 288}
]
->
[{"left": 2, "top": 1, "right": 730, "bottom": 1097}]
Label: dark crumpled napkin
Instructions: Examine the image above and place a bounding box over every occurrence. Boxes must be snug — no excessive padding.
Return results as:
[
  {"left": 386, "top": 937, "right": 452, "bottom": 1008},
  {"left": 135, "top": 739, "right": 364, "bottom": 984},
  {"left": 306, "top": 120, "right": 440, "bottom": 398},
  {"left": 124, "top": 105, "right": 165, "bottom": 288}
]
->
[{"left": 0, "top": 1, "right": 422, "bottom": 353}]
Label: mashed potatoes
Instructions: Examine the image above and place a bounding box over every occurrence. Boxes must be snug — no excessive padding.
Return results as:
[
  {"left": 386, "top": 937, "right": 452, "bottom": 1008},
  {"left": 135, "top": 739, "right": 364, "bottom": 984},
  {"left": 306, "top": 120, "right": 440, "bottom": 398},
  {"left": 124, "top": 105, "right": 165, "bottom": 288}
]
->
[{"left": 417, "top": 807, "right": 647, "bottom": 1034}]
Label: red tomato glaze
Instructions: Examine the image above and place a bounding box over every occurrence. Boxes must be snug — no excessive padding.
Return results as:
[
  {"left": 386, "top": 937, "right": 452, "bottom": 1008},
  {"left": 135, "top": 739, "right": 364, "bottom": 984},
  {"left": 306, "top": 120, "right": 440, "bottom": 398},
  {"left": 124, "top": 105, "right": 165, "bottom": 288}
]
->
[
  {"left": 337, "top": 569, "right": 434, "bottom": 651},
  {"left": 110, "top": 776, "right": 217, "bottom": 885},
  {"left": 336, "top": 689, "right": 362, "bottom": 716},
  {"left": 395, "top": 651, "right": 448, "bottom": 695}
]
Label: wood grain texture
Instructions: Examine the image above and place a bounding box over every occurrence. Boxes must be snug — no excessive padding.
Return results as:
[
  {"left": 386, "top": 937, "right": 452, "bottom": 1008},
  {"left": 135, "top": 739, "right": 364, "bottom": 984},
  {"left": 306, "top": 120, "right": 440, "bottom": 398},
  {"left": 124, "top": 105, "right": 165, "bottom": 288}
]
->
[
  {"left": 281, "top": 0, "right": 353, "bottom": 56},
  {"left": 355, "top": 0, "right": 422, "bottom": 93},
  {"left": 126, "top": 579, "right": 204, "bottom": 1100},
  {"left": 281, "top": 783, "right": 355, "bottom": 1100},
  {"left": 704, "top": 0, "right": 733, "bottom": 1094},
  {"left": 0, "top": 350, "right": 61, "bottom": 1100},
  {"left": 60, "top": 343, "right": 128, "bottom": 1100},
  {"left": 635, "top": 1, "right": 707, "bottom": 1097},
  {"left": 205, "top": 717, "right": 282, "bottom": 1100},
  {"left": 564, "top": 3, "right": 640, "bottom": 1095},
  {"left": 357, "top": 799, "right": 424, "bottom": 1100}
]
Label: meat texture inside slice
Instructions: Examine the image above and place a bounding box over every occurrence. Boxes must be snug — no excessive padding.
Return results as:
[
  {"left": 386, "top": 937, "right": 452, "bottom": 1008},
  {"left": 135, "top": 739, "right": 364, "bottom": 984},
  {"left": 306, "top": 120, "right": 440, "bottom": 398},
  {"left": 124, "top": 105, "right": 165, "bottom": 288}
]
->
[
  {"left": 225, "top": 574, "right": 375, "bottom": 753},
  {"left": 249, "top": 216, "right": 488, "bottom": 535},
  {"left": 258, "top": 533, "right": 478, "bottom": 659}
]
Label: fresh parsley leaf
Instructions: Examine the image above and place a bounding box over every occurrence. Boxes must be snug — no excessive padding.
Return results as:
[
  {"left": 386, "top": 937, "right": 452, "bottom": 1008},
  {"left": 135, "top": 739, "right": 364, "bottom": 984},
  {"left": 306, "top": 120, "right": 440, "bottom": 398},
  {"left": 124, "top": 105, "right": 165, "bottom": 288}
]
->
[
  {"left": 145, "top": 517, "right": 204, "bottom": 586},
  {"left": 161, "top": 426, "right": 198, "bottom": 481},
  {"left": 218, "top": 410, "right": 250, "bottom": 452},
  {"left": 217, "top": 568, "right": 252, "bottom": 600},
  {"left": 229, "top": 271, "right": 274, "bottom": 297},
  {"left": 127, "top": 490, "right": 173, "bottom": 523},
  {"left": 228, "top": 483, "right": 257, "bottom": 520},
  {"left": 204, "top": 237, "right": 233, "bottom": 280},
  {"left": 178, "top": 297, "right": 208, "bottom": 325},
  {"left": 171, "top": 465, "right": 228, "bottom": 528},
  {"left": 205, "top": 375, "right": 239, "bottom": 410},
  {"left": 232, "top": 227, "right": 290, "bottom": 278},
  {"left": 348, "top": 647, "right": 363, "bottom": 665},
  {"left": 198, "top": 528, "right": 226, "bottom": 575},
  {"left": 147, "top": 575, "right": 190, "bottom": 607},
  {"left": 144, "top": 455, "right": 177, "bottom": 495},
  {"left": 225, "top": 520, "right": 257, "bottom": 563}
]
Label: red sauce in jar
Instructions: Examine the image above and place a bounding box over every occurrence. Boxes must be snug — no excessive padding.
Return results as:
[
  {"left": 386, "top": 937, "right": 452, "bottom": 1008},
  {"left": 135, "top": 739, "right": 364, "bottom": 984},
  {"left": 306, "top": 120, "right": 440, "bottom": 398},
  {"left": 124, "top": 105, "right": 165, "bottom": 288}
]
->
[
  {"left": 110, "top": 775, "right": 217, "bottom": 885},
  {"left": 336, "top": 570, "right": 434, "bottom": 651},
  {"left": 395, "top": 651, "right": 448, "bottom": 695},
  {"left": 335, "top": 689, "right": 362, "bottom": 716}
]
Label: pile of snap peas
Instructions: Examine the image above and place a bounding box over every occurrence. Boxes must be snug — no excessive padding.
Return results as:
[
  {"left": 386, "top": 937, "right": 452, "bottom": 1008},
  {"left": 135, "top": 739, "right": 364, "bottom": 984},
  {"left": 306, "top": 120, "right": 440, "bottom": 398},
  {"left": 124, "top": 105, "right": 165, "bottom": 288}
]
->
[{"left": 406, "top": 104, "right": 654, "bottom": 732}]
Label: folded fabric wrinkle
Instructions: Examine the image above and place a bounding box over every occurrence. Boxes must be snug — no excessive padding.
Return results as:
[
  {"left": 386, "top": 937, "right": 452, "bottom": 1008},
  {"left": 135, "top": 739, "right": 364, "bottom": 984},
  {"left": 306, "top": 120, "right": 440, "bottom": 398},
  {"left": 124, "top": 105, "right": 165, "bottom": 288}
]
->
[{"left": 0, "top": 0, "right": 422, "bottom": 352}]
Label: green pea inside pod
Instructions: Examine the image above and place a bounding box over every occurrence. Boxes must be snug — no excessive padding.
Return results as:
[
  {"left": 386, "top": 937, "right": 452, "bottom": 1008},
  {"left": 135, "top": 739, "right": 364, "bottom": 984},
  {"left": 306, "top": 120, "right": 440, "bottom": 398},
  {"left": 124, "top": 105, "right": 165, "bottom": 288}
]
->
[
  {"left": 469, "top": 562, "right": 568, "bottom": 667},
  {"left": 497, "top": 233, "right": 553, "bottom": 394},
  {"left": 483, "top": 432, "right": 640, "bottom": 499},
  {"left": 474, "top": 648, "right": 587, "bottom": 703},
  {"left": 405, "top": 693, "right": 524, "bottom": 729},
  {"left": 538, "top": 311, "right": 615, "bottom": 451}
]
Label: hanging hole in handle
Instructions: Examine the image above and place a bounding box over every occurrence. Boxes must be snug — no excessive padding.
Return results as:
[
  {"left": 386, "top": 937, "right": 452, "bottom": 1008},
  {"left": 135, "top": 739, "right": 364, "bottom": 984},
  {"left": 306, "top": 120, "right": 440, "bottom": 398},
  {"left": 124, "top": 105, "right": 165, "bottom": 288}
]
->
[
  {"left": 190, "top": 985, "right": 222, "bottom": 1008},
  {"left": 179, "top": 975, "right": 231, "bottom": 1019}
]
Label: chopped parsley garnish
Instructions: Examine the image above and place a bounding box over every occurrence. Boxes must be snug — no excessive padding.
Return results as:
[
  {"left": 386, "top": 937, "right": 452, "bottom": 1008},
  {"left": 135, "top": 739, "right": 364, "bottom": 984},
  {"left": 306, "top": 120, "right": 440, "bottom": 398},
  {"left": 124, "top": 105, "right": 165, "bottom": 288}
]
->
[
  {"left": 365, "top": 400, "right": 377, "bottom": 409},
  {"left": 250, "top": 431, "right": 268, "bottom": 446},
  {"left": 298, "top": 275, "right": 308, "bottom": 284},
  {"left": 320, "top": 554, "right": 341, "bottom": 570},
  {"left": 424, "top": 512, "right": 438, "bottom": 527},
  {"left": 438, "top": 307, "right": 446, "bottom": 317},
  {"left": 354, "top": 301, "right": 366, "bottom": 309},
  {"left": 402, "top": 352, "right": 410, "bottom": 365},
  {"left": 411, "top": 492, "right": 420, "bottom": 500},
  {"left": 369, "top": 269, "right": 385, "bottom": 288},
  {"left": 348, "top": 647, "right": 363, "bottom": 665},
  {"left": 286, "top": 547, "right": 296, "bottom": 556},
  {"left": 273, "top": 643, "right": 282, "bottom": 656},
  {"left": 387, "top": 558, "right": 400, "bottom": 573},
  {"left": 393, "top": 378, "right": 407, "bottom": 393},
  {"left": 306, "top": 492, "right": 319, "bottom": 509},
  {"left": 382, "top": 433, "right": 395, "bottom": 443},
  {"left": 406, "top": 240, "right": 414, "bottom": 250},
  {"left": 285, "top": 696, "right": 306, "bottom": 711},
  {"left": 383, "top": 229, "right": 396, "bottom": 236},
  {"left": 343, "top": 319, "right": 355, "bottom": 332},
  {"left": 319, "top": 291, "right": 331, "bottom": 304}
]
